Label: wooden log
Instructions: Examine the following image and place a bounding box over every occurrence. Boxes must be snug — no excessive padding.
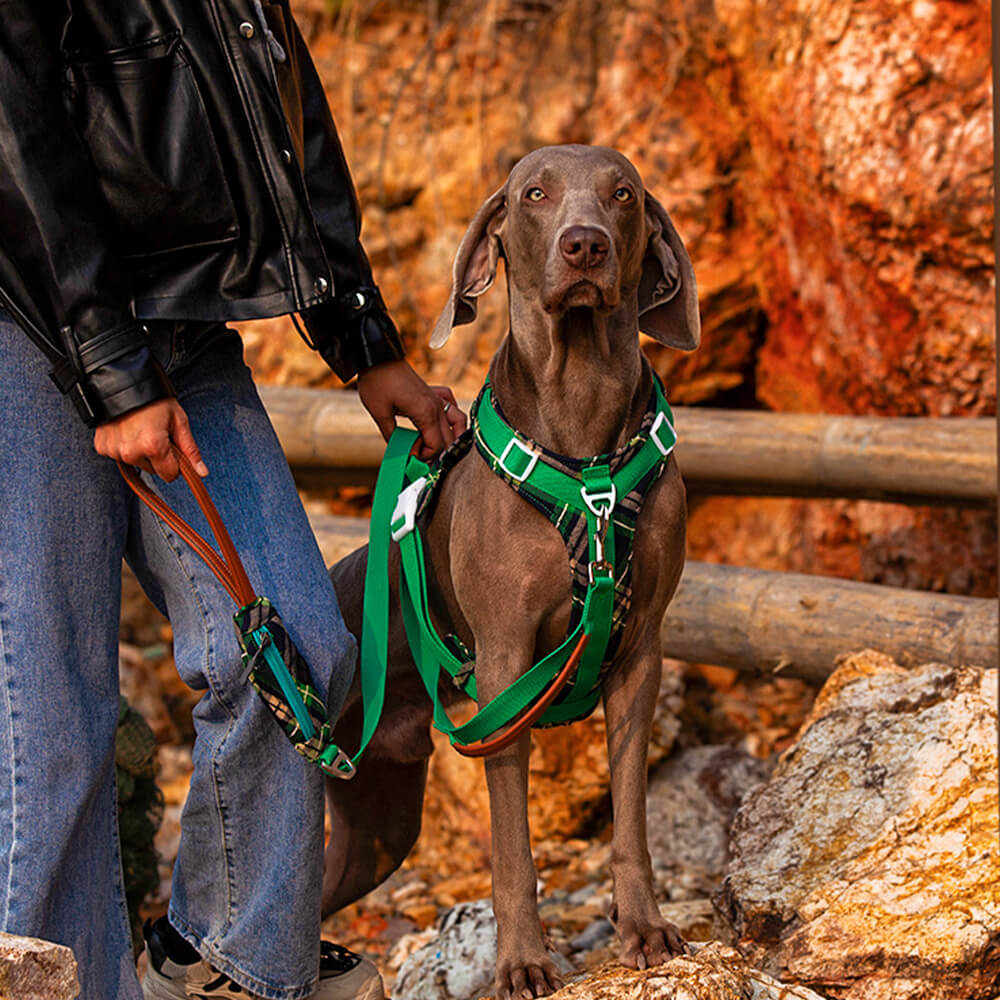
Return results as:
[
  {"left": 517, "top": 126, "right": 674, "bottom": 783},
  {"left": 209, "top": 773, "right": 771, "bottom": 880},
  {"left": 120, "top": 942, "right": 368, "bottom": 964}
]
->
[
  {"left": 661, "top": 561, "right": 997, "bottom": 684},
  {"left": 307, "top": 513, "right": 998, "bottom": 683},
  {"left": 260, "top": 386, "right": 997, "bottom": 506}
]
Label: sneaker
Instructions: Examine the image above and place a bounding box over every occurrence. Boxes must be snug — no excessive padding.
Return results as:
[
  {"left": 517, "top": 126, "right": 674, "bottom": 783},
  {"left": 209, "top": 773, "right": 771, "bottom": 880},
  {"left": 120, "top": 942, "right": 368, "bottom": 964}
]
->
[{"left": 142, "top": 917, "right": 385, "bottom": 1000}]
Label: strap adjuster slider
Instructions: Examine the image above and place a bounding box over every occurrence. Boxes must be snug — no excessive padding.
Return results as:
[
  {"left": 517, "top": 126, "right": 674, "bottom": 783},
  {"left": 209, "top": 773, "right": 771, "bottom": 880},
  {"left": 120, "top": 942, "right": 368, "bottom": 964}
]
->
[
  {"left": 649, "top": 410, "right": 676, "bottom": 457},
  {"left": 498, "top": 438, "right": 540, "bottom": 482}
]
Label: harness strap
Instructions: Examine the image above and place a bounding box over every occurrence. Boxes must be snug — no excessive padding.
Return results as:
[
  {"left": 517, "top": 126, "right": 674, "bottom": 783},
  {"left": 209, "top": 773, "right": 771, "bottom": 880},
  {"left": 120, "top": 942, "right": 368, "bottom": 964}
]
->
[{"left": 356, "top": 375, "right": 677, "bottom": 760}]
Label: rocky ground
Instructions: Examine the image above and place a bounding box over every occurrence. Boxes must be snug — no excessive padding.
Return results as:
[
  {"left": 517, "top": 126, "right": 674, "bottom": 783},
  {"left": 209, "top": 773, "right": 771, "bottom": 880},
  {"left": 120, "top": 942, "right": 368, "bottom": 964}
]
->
[{"left": 119, "top": 568, "right": 815, "bottom": 995}]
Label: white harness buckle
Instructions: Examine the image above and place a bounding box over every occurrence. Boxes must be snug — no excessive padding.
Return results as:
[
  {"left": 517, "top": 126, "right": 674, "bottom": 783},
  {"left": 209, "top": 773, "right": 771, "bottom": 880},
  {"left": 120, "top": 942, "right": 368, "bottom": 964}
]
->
[{"left": 390, "top": 476, "right": 428, "bottom": 542}]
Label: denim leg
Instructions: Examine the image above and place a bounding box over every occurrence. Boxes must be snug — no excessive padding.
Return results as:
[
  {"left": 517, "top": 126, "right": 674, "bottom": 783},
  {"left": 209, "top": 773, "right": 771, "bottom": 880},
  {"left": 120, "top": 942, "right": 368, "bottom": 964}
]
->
[
  {"left": 0, "top": 317, "right": 141, "bottom": 1000},
  {"left": 0, "top": 317, "right": 358, "bottom": 1000},
  {"left": 125, "top": 327, "right": 357, "bottom": 1000}
]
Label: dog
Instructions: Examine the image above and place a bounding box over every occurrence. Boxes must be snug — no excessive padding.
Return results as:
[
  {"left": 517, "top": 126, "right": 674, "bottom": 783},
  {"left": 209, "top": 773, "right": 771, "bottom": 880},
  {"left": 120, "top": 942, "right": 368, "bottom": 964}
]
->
[{"left": 322, "top": 144, "right": 700, "bottom": 998}]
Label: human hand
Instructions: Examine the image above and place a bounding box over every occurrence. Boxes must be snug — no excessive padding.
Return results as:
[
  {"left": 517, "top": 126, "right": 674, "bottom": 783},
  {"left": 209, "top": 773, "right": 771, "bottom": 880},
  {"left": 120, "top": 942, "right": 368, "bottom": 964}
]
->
[
  {"left": 357, "top": 359, "right": 467, "bottom": 460},
  {"left": 94, "top": 397, "right": 208, "bottom": 482}
]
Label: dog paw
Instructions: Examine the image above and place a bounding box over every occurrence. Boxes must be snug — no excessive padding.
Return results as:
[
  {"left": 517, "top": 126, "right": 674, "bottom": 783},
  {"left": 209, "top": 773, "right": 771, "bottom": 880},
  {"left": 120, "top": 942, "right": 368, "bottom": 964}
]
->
[
  {"left": 495, "top": 954, "right": 565, "bottom": 999},
  {"left": 616, "top": 914, "right": 689, "bottom": 969}
]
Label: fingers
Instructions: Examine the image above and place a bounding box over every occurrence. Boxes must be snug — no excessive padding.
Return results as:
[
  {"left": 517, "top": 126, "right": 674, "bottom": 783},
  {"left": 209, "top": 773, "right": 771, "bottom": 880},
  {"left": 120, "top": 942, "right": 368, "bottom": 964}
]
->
[
  {"left": 169, "top": 407, "right": 209, "bottom": 478},
  {"left": 93, "top": 398, "right": 204, "bottom": 483},
  {"left": 357, "top": 360, "right": 467, "bottom": 459}
]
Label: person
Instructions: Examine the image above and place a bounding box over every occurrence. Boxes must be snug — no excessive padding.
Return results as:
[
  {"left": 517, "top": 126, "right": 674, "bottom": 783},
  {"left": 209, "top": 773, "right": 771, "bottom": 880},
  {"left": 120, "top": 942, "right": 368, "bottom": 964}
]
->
[{"left": 0, "top": 3, "right": 464, "bottom": 999}]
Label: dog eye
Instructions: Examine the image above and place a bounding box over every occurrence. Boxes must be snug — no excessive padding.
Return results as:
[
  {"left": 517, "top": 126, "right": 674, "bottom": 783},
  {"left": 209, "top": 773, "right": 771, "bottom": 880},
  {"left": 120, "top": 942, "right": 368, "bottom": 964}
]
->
[
  {"left": 613, "top": 187, "right": 635, "bottom": 203},
  {"left": 524, "top": 187, "right": 546, "bottom": 203}
]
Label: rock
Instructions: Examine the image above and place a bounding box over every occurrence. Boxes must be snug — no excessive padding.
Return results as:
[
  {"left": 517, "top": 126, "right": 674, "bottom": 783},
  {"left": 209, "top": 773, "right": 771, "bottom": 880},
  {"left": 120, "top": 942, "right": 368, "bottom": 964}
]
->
[
  {"left": 537, "top": 941, "right": 828, "bottom": 999},
  {"left": 646, "top": 745, "right": 773, "bottom": 899},
  {"left": 0, "top": 934, "right": 80, "bottom": 1000},
  {"left": 392, "top": 900, "right": 497, "bottom": 1000},
  {"left": 392, "top": 899, "right": 573, "bottom": 1000},
  {"left": 717, "top": 650, "right": 1000, "bottom": 999}
]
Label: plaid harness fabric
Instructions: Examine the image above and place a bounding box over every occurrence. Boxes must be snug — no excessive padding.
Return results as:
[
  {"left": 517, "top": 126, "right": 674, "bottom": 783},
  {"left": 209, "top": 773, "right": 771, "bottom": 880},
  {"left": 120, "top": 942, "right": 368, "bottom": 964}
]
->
[
  {"left": 471, "top": 383, "right": 668, "bottom": 676},
  {"left": 412, "top": 377, "right": 673, "bottom": 705}
]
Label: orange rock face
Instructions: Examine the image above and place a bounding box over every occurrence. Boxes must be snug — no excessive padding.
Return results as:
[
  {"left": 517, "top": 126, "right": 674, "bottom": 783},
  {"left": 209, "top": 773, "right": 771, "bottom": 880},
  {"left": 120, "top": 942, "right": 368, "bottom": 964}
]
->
[{"left": 270, "top": 0, "right": 995, "bottom": 602}]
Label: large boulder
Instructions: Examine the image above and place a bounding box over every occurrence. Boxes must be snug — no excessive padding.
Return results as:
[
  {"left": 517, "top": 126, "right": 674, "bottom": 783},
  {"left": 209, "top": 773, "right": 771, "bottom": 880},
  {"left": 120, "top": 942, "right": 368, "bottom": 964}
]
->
[{"left": 716, "top": 650, "right": 1000, "bottom": 999}]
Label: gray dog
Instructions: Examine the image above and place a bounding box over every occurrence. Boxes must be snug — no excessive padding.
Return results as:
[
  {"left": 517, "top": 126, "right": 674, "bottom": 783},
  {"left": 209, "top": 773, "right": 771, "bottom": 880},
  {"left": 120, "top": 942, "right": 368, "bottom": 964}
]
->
[{"left": 322, "top": 145, "right": 700, "bottom": 998}]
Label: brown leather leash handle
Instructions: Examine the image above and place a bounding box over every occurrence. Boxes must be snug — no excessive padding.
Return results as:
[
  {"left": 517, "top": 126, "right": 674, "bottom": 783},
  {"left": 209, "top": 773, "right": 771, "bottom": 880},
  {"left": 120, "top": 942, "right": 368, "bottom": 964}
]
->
[
  {"left": 118, "top": 446, "right": 257, "bottom": 608},
  {"left": 452, "top": 632, "right": 590, "bottom": 758}
]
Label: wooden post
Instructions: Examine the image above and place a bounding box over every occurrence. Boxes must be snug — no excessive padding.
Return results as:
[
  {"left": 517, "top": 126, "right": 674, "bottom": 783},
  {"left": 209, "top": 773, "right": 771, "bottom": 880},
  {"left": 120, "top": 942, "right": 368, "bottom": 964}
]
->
[
  {"left": 260, "top": 386, "right": 996, "bottom": 506},
  {"left": 307, "top": 514, "right": 998, "bottom": 683}
]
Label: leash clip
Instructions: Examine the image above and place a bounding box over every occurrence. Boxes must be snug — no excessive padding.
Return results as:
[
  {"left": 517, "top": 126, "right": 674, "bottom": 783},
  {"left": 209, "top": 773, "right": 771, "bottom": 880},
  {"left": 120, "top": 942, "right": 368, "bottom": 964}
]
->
[
  {"left": 320, "top": 748, "right": 357, "bottom": 780},
  {"left": 390, "top": 476, "right": 427, "bottom": 542}
]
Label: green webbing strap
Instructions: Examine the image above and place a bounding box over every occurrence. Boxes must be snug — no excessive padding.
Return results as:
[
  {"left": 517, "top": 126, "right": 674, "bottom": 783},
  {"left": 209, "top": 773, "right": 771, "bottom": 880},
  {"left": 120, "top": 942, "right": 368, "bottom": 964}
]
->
[
  {"left": 475, "top": 377, "right": 676, "bottom": 507},
  {"left": 395, "top": 520, "right": 612, "bottom": 744},
  {"left": 356, "top": 374, "right": 676, "bottom": 759},
  {"left": 328, "top": 427, "right": 420, "bottom": 774}
]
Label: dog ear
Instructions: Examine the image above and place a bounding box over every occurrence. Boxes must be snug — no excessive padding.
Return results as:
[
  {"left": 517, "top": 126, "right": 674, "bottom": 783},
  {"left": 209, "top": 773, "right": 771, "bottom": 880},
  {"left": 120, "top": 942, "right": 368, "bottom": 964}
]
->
[
  {"left": 430, "top": 188, "right": 507, "bottom": 349},
  {"left": 638, "top": 192, "right": 700, "bottom": 351}
]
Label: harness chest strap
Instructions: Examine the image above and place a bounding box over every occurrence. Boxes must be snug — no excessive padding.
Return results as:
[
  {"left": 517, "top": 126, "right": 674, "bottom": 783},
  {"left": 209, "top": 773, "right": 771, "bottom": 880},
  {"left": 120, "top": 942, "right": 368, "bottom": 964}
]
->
[{"left": 348, "top": 378, "right": 677, "bottom": 760}]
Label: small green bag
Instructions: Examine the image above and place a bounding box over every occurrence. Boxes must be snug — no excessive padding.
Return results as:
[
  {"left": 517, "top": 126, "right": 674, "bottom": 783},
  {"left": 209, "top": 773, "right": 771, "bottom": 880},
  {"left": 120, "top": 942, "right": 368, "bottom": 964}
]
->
[{"left": 119, "top": 448, "right": 356, "bottom": 779}]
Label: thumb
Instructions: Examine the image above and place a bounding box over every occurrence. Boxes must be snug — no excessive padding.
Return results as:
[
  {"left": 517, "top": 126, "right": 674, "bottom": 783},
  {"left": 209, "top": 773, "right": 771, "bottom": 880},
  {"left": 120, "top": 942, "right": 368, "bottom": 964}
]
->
[{"left": 169, "top": 406, "right": 209, "bottom": 477}]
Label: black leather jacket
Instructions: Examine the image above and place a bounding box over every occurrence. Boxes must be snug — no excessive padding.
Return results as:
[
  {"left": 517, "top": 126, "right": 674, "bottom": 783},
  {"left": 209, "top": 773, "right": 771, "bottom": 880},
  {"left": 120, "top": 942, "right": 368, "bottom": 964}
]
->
[{"left": 0, "top": 0, "right": 404, "bottom": 426}]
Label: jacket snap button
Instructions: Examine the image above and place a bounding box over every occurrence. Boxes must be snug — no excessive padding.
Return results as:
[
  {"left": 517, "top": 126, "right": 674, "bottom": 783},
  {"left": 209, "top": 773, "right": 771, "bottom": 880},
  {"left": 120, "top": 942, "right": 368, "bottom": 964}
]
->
[
  {"left": 314, "top": 276, "right": 329, "bottom": 295},
  {"left": 280, "top": 149, "right": 293, "bottom": 165},
  {"left": 239, "top": 21, "right": 255, "bottom": 38}
]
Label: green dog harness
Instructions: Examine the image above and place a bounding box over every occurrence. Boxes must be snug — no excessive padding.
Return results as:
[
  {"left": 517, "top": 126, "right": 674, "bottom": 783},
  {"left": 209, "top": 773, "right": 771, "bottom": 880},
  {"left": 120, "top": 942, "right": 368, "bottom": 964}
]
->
[{"left": 342, "top": 374, "right": 677, "bottom": 766}]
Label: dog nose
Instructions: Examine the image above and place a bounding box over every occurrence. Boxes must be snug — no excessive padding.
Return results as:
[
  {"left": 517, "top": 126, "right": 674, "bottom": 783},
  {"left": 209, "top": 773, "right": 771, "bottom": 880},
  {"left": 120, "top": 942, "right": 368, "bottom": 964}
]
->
[{"left": 559, "top": 226, "right": 610, "bottom": 270}]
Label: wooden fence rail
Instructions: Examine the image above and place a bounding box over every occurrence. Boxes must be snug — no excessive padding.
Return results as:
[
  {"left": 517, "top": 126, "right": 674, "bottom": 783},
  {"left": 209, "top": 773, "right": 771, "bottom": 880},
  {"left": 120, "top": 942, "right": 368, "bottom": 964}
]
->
[
  {"left": 261, "top": 386, "right": 997, "bottom": 506},
  {"left": 308, "top": 514, "right": 998, "bottom": 682}
]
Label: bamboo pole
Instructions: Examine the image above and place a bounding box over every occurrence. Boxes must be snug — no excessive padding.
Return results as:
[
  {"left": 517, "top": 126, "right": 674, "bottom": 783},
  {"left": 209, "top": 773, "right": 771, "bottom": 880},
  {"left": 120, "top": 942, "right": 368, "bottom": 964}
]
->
[
  {"left": 261, "top": 386, "right": 997, "bottom": 506},
  {"left": 307, "top": 514, "right": 998, "bottom": 683}
]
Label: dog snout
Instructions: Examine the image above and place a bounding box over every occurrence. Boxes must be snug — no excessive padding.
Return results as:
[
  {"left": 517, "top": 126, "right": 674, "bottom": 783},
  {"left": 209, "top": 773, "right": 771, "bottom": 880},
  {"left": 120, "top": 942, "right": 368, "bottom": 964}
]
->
[{"left": 558, "top": 226, "right": 611, "bottom": 271}]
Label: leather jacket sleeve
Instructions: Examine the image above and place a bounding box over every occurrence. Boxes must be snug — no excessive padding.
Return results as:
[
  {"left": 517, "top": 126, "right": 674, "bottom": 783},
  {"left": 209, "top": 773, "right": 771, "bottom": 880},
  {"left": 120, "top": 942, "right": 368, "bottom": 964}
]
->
[
  {"left": 289, "top": 19, "right": 405, "bottom": 380},
  {"left": 0, "top": 2, "right": 171, "bottom": 427}
]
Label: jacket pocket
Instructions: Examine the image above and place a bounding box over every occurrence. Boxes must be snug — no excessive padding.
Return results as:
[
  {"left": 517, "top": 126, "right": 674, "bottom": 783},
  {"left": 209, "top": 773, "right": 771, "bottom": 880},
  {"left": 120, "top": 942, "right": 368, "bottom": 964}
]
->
[{"left": 66, "top": 33, "right": 240, "bottom": 258}]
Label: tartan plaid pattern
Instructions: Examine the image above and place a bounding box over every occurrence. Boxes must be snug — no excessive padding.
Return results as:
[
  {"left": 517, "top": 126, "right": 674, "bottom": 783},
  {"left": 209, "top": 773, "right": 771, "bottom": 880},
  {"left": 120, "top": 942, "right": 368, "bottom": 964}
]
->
[
  {"left": 470, "top": 384, "right": 667, "bottom": 671},
  {"left": 233, "top": 597, "right": 333, "bottom": 766}
]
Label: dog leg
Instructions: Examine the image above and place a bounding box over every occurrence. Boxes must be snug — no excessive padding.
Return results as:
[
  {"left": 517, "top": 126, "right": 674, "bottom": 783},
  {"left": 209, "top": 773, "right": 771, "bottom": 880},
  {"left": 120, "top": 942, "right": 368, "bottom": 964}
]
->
[
  {"left": 484, "top": 732, "right": 565, "bottom": 1000},
  {"left": 602, "top": 645, "right": 688, "bottom": 967},
  {"left": 322, "top": 756, "right": 428, "bottom": 915},
  {"left": 472, "top": 638, "right": 565, "bottom": 1000}
]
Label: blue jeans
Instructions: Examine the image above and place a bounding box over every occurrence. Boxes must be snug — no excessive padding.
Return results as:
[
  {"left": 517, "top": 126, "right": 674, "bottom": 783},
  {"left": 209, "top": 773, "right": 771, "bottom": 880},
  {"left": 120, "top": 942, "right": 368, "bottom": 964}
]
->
[{"left": 0, "top": 316, "right": 358, "bottom": 1000}]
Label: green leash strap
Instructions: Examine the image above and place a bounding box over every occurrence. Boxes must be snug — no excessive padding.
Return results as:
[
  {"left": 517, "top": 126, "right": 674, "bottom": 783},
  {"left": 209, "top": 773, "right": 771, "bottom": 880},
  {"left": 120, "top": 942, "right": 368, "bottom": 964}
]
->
[{"left": 320, "top": 426, "right": 421, "bottom": 777}]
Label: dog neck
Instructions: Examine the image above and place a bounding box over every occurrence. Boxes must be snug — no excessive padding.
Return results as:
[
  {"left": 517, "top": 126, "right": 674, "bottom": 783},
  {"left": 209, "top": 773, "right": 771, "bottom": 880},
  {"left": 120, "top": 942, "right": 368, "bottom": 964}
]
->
[{"left": 488, "top": 295, "right": 651, "bottom": 458}]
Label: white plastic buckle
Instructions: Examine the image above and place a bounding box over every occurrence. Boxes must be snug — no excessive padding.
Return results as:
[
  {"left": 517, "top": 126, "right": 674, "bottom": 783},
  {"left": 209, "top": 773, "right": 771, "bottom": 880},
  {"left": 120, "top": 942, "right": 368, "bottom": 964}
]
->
[
  {"left": 498, "top": 438, "right": 540, "bottom": 482},
  {"left": 649, "top": 409, "right": 676, "bottom": 457},
  {"left": 390, "top": 476, "right": 427, "bottom": 542},
  {"left": 580, "top": 484, "right": 617, "bottom": 519}
]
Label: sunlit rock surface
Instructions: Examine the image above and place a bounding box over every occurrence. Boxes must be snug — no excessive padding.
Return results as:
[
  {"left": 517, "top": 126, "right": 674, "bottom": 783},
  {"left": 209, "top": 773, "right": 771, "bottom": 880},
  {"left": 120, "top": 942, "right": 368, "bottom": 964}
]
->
[
  {"left": 541, "top": 943, "right": 827, "bottom": 999},
  {"left": 0, "top": 934, "right": 79, "bottom": 1000},
  {"left": 717, "top": 650, "right": 1000, "bottom": 999}
]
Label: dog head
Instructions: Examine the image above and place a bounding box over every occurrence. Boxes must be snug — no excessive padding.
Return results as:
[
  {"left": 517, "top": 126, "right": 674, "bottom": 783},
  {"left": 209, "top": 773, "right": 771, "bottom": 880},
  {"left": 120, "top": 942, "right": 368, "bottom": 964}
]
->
[{"left": 430, "top": 144, "right": 699, "bottom": 351}]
